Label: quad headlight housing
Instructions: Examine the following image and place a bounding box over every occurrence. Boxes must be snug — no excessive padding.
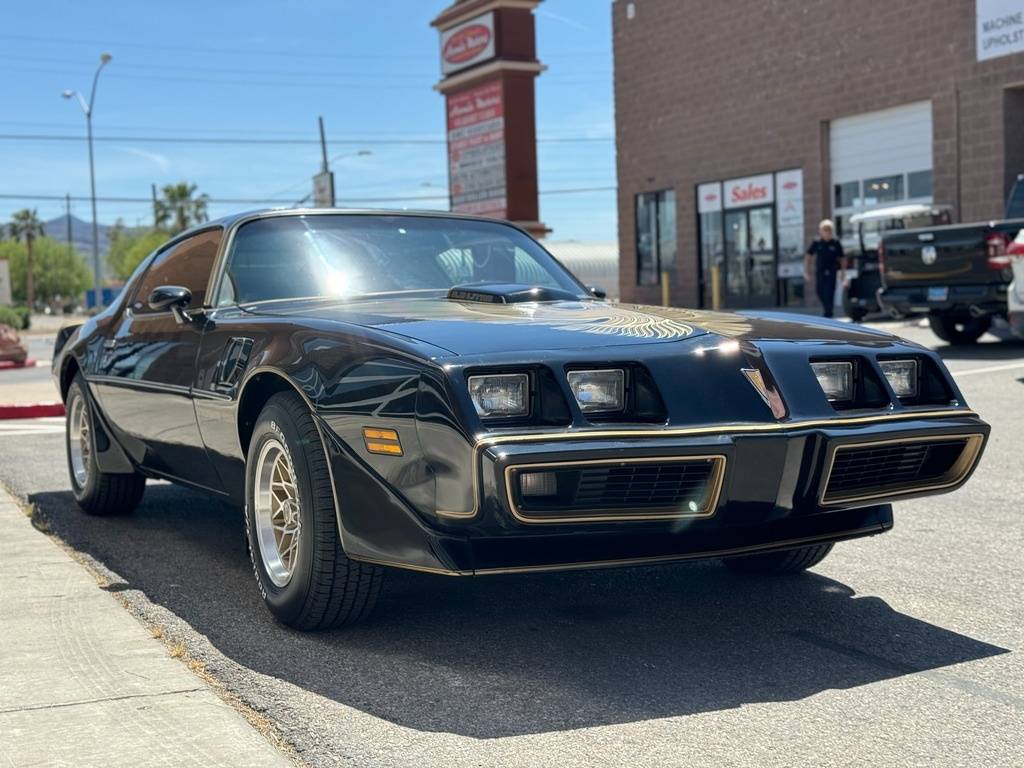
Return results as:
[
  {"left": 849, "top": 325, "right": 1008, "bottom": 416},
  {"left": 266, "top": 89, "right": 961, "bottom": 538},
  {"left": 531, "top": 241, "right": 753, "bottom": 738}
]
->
[
  {"left": 879, "top": 359, "right": 919, "bottom": 398},
  {"left": 567, "top": 369, "right": 625, "bottom": 413},
  {"left": 811, "top": 361, "right": 853, "bottom": 402},
  {"left": 468, "top": 373, "right": 529, "bottom": 418}
]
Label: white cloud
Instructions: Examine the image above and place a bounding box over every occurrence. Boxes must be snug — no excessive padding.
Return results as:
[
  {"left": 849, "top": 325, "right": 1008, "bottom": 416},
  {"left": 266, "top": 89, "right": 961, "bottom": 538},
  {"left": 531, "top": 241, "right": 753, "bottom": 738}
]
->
[{"left": 113, "top": 146, "right": 172, "bottom": 173}]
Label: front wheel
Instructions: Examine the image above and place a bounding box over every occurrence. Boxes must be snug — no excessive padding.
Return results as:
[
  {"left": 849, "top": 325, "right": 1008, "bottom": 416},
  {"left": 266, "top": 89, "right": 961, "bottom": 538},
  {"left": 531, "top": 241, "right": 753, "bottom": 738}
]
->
[
  {"left": 928, "top": 314, "right": 991, "bottom": 344},
  {"left": 722, "top": 543, "right": 833, "bottom": 575},
  {"left": 245, "top": 391, "right": 384, "bottom": 630},
  {"left": 65, "top": 374, "right": 146, "bottom": 516}
]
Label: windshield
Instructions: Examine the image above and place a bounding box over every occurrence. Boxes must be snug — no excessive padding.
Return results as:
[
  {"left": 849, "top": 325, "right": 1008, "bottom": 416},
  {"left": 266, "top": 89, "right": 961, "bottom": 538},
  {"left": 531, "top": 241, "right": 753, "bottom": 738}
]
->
[{"left": 216, "top": 214, "right": 588, "bottom": 306}]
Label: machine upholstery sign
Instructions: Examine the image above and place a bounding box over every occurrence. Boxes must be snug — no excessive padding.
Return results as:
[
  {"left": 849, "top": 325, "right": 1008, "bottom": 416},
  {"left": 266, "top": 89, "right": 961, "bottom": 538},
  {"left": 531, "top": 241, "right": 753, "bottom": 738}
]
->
[
  {"left": 447, "top": 81, "right": 507, "bottom": 218},
  {"left": 977, "top": 0, "right": 1024, "bottom": 60}
]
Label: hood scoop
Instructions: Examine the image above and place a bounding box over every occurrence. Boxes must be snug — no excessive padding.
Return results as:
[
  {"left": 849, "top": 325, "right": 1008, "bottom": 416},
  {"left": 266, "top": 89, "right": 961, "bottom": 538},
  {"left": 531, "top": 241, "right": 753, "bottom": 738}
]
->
[{"left": 447, "top": 283, "right": 581, "bottom": 304}]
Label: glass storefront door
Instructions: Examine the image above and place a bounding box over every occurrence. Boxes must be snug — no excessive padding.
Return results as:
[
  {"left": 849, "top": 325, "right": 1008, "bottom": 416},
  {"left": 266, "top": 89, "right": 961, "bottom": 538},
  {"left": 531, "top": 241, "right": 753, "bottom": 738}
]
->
[{"left": 723, "top": 204, "right": 777, "bottom": 308}]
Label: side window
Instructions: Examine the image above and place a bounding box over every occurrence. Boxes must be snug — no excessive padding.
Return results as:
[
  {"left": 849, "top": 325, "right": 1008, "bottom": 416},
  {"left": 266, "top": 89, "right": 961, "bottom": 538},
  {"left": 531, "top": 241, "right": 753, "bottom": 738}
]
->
[{"left": 132, "top": 229, "right": 223, "bottom": 313}]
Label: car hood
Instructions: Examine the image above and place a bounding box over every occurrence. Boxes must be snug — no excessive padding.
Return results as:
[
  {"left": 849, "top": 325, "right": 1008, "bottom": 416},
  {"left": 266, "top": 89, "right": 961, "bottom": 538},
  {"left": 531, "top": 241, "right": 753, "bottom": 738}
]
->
[{"left": 248, "top": 299, "right": 900, "bottom": 355}]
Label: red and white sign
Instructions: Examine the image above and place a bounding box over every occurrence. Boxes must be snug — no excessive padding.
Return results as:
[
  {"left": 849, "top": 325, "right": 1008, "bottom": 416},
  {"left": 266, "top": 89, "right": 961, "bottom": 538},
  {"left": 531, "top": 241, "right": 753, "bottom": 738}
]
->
[
  {"left": 774, "top": 169, "right": 803, "bottom": 228},
  {"left": 447, "top": 81, "right": 506, "bottom": 218},
  {"left": 440, "top": 12, "right": 496, "bottom": 75},
  {"left": 723, "top": 174, "right": 774, "bottom": 209},
  {"left": 697, "top": 182, "right": 722, "bottom": 214}
]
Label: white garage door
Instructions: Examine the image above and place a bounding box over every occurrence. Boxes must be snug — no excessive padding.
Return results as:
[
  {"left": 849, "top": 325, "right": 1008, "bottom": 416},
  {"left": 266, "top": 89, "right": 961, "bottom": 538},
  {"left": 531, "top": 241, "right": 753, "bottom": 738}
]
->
[{"left": 830, "top": 101, "right": 934, "bottom": 239}]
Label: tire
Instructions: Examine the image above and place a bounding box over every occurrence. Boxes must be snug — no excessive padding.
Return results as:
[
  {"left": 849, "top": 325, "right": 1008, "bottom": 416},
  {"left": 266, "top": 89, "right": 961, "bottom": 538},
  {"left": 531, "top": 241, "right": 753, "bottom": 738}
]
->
[
  {"left": 928, "top": 314, "right": 991, "bottom": 344},
  {"left": 245, "top": 391, "right": 384, "bottom": 630},
  {"left": 65, "top": 374, "right": 146, "bottom": 516},
  {"left": 722, "top": 543, "right": 833, "bottom": 575}
]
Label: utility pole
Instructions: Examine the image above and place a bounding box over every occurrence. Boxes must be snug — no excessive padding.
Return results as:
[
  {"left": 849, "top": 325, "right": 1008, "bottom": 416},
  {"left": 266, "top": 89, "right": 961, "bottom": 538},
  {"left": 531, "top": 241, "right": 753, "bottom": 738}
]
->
[
  {"left": 151, "top": 183, "right": 159, "bottom": 229},
  {"left": 312, "top": 116, "right": 335, "bottom": 207},
  {"left": 319, "top": 116, "right": 329, "bottom": 176},
  {"left": 63, "top": 52, "right": 112, "bottom": 309},
  {"left": 65, "top": 194, "right": 73, "bottom": 257}
]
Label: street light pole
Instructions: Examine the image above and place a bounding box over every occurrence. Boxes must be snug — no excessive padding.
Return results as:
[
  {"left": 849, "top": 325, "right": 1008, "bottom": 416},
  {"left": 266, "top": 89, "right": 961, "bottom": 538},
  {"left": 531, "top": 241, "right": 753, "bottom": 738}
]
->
[{"left": 63, "top": 52, "right": 111, "bottom": 309}]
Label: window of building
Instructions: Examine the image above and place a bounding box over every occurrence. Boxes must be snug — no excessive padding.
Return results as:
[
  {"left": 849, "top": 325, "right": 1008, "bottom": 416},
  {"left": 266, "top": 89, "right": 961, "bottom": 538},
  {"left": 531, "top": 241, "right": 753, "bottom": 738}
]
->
[
  {"left": 908, "top": 169, "right": 933, "bottom": 199},
  {"left": 863, "top": 175, "right": 904, "bottom": 204},
  {"left": 132, "top": 228, "right": 223, "bottom": 313},
  {"left": 834, "top": 181, "right": 860, "bottom": 209},
  {"left": 698, "top": 210, "right": 723, "bottom": 307},
  {"left": 635, "top": 189, "right": 675, "bottom": 285}
]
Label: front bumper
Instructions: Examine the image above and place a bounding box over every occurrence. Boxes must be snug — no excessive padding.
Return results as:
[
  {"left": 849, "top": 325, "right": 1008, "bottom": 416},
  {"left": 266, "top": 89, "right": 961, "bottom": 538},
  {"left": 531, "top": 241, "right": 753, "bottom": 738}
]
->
[{"left": 351, "top": 409, "right": 987, "bottom": 575}]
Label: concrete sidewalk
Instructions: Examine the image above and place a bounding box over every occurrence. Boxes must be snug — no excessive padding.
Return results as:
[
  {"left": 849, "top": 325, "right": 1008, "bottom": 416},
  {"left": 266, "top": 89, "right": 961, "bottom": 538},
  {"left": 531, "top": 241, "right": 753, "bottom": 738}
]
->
[{"left": 0, "top": 489, "right": 292, "bottom": 767}]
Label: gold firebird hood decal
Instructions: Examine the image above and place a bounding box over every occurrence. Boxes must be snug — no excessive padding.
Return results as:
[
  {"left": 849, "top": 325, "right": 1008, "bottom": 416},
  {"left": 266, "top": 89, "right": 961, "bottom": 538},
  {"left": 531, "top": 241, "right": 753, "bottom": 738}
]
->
[{"left": 374, "top": 300, "right": 754, "bottom": 341}]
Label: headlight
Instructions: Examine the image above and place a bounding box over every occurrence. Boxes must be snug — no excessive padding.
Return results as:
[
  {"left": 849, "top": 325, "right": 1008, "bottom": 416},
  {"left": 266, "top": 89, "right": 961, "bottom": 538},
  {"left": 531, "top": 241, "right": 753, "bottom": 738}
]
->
[
  {"left": 811, "top": 361, "right": 853, "bottom": 402},
  {"left": 468, "top": 373, "right": 529, "bottom": 418},
  {"left": 879, "top": 359, "right": 919, "bottom": 398},
  {"left": 567, "top": 369, "right": 625, "bottom": 412}
]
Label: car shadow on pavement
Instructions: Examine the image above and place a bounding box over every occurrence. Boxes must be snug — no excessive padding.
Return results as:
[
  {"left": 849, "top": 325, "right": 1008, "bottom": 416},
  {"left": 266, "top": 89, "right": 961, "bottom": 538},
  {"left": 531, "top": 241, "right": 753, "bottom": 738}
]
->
[{"left": 29, "top": 485, "right": 1009, "bottom": 739}]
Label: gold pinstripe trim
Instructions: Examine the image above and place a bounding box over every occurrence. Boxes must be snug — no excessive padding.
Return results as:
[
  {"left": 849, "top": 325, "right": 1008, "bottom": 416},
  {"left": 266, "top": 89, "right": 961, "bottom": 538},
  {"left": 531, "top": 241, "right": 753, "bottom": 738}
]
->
[{"left": 435, "top": 408, "right": 979, "bottom": 519}]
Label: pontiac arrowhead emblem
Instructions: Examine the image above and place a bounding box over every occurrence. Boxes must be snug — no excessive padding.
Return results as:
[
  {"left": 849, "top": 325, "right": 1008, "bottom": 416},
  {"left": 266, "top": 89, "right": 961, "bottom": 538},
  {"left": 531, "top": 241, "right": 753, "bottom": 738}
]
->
[
  {"left": 741, "top": 368, "right": 771, "bottom": 405},
  {"left": 742, "top": 367, "right": 787, "bottom": 419}
]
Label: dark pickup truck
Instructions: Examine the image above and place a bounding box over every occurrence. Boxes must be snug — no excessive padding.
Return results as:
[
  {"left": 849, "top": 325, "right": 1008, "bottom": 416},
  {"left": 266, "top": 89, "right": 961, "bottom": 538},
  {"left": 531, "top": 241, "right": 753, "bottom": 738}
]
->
[{"left": 878, "top": 177, "right": 1024, "bottom": 343}]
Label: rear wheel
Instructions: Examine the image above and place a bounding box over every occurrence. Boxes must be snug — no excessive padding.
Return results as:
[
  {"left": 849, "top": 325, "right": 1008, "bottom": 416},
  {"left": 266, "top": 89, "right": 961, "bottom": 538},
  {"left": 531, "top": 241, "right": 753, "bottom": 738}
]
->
[
  {"left": 722, "top": 543, "right": 833, "bottom": 575},
  {"left": 245, "top": 391, "right": 384, "bottom": 630},
  {"left": 65, "top": 374, "right": 146, "bottom": 516},
  {"left": 928, "top": 313, "right": 991, "bottom": 344}
]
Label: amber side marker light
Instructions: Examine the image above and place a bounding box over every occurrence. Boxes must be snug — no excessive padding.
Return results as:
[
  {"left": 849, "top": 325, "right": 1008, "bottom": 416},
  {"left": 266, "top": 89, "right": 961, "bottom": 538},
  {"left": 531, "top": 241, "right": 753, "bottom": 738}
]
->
[{"left": 363, "top": 427, "right": 403, "bottom": 456}]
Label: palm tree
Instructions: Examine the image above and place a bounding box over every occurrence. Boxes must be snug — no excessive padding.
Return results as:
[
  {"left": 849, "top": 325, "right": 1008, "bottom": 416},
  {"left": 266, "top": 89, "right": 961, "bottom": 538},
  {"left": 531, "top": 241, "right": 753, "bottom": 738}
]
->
[
  {"left": 7, "top": 209, "right": 45, "bottom": 309},
  {"left": 155, "top": 182, "right": 209, "bottom": 234}
]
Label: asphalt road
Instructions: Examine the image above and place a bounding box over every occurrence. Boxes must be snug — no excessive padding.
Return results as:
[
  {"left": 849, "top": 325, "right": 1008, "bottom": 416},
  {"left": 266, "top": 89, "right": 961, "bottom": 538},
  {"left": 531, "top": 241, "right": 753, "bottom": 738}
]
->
[{"left": 1, "top": 318, "right": 1022, "bottom": 767}]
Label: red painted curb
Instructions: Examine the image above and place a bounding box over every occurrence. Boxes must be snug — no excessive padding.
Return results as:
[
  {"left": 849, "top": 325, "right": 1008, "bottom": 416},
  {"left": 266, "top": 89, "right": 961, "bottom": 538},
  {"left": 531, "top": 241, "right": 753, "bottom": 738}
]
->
[
  {"left": 0, "top": 359, "right": 38, "bottom": 370},
  {"left": 0, "top": 402, "right": 65, "bottom": 420}
]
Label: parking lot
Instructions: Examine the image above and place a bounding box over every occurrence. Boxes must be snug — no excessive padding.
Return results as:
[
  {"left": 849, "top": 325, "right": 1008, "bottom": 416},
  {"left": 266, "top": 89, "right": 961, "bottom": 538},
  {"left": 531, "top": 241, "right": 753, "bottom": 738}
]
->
[{"left": 1, "top": 319, "right": 1022, "bottom": 767}]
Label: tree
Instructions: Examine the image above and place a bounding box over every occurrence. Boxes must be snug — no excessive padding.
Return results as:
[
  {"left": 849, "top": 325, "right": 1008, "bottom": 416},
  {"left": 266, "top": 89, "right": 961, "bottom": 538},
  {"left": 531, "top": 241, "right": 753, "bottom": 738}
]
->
[
  {"left": 7, "top": 209, "right": 45, "bottom": 309},
  {"left": 0, "top": 237, "right": 92, "bottom": 306},
  {"left": 155, "top": 182, "right": 209, "bottom": 234},
  {"left": 107, "top": 226, "right": 170, "bottom": 281}
]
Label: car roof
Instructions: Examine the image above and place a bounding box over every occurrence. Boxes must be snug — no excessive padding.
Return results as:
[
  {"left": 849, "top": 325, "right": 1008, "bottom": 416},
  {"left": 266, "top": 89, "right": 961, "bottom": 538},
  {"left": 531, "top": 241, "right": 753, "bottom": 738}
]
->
[
  {"left": 849, "top": 204, "right": 951, "bottom": 223},
  {"left": 196, "top": 207, "right": 517, "bottom": 233}
]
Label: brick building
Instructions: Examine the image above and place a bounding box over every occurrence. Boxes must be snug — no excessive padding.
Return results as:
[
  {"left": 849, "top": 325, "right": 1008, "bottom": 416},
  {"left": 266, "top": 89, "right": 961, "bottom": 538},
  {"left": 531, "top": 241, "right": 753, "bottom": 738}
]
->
[{"left": 613, "top": 0, "right": 1024, "bottom": 310}]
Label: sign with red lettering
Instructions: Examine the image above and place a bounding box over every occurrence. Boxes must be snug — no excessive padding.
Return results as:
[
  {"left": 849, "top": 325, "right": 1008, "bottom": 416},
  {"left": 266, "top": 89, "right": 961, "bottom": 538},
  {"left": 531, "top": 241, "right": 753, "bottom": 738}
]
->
[
  {"left": 697, "top": 182, "right": 722, "bottom": 214},
  {"left": 723, "top": 174, "right": 774, "bottom": 209},
  {"left": 447, "top": 81, "right": 506, "bottom": 218},
  {"left": 440, "top": 12, "right": 496, "bottom": 75}
]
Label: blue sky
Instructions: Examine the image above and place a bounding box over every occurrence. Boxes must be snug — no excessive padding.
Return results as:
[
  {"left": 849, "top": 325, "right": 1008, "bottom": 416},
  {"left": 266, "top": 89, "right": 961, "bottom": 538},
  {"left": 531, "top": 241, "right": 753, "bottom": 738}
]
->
[{"left": 0, "top": 0, "right": 615, "bottom": 241}]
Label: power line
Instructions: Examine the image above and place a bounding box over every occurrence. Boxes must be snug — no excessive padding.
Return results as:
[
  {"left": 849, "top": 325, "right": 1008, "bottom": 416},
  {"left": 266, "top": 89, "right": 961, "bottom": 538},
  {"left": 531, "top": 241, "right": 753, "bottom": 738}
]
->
[
  {"left": 0, "top": 186, "right": 615, "bottom": 206},
  {"left": 0, "top": 132, "right": 613, "bottom": 146},
  {"left": 0, "top": 33, "right": 610, "bottom": 62}
]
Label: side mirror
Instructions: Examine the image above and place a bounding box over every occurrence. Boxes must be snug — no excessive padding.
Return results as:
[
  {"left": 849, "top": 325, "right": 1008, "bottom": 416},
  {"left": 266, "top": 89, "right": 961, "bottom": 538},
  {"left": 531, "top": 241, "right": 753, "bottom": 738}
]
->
[
  {"left": 148, "top": 285, "right": 192, "bottom": 312},
  {"left": 587, "top": 285, "right": 607, "bottom": 299}
]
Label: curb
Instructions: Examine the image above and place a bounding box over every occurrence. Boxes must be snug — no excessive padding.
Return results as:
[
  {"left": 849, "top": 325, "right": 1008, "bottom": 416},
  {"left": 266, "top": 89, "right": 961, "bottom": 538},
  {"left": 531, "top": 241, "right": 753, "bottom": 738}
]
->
[
  {"left": 0, "top": 359, "right": 39, "bottom": 370},
  {"left": 0, "top": 402, "right": 65, "bottom": 420}
]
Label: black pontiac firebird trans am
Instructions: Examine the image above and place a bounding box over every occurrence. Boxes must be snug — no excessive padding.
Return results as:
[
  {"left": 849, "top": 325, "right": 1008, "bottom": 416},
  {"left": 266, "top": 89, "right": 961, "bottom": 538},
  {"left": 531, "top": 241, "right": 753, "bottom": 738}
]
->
[{"left": 53, "top": 209, "right": 989, "bottom": 629}]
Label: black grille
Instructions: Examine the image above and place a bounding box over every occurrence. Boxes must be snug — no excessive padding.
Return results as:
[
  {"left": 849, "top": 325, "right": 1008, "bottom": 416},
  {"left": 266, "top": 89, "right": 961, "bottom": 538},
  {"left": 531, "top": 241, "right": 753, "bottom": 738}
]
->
[
  {"left": 823, "top": 438, "right": 971, "bottom": 503},
  {"left": 513, "top": 458, "right": 721, "bottom": 521}
]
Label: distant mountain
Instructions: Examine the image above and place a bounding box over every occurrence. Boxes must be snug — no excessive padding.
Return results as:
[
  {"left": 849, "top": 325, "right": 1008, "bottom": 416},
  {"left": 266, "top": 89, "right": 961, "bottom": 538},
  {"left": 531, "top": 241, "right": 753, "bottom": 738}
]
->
[{"left": 43, "top": 214, "right": 113, "bottom": 257}]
